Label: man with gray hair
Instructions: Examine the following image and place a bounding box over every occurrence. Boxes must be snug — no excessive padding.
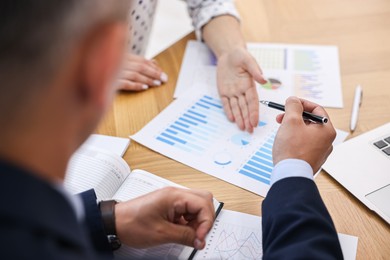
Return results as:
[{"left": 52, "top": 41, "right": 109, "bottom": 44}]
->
[
  {"left": 0, "top": 1, "right": 215, "bottom": 259},
  {"left": 0, "top": 0, "right": 343, "bottom": 259}
]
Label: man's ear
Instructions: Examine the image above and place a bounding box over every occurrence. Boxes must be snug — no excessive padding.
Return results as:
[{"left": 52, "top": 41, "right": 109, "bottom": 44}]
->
[{"left": 77, "top": 22, "right": 127, "bottom": 110}]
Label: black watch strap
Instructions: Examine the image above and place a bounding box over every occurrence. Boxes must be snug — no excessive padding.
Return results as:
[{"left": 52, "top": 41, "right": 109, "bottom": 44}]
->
[{"left": 99, "top": 200, "right": 121, "bottom": 250}]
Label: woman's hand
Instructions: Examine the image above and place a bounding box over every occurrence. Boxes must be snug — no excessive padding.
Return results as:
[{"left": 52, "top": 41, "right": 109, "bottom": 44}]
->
[{"left": 117, "top": 53, "right": 168, "bottom": 91}]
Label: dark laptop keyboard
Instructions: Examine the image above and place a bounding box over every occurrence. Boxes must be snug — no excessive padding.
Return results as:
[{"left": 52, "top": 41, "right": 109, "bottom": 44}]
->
[{"left": 373, "top": 136, "right": 390, "bottom": 156}]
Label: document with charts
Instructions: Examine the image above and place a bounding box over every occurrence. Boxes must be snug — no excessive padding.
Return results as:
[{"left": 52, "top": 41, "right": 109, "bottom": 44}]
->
[
  {"left": 132, "top": 84, "right": 282, "bottom": 197},
  {"left": 196, "top": 210, "right": 358, "bottom": 260},
  {"left": 175, "top": 41, "right": 343, "bottom": 108},
  {"left": 132, "top": 84, "right": 348, "bottom": 197}
]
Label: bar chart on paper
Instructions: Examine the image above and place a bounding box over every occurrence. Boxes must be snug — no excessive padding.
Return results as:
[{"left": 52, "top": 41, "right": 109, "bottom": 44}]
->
[
  {"left": 248, "top": 47, "right": 287, "bottom": 70},
  {"left": 247, "top": 43, "right": 343, "bottom": 107},
  {"left": 293, "top": 49, "right": 322, "bottom": 71},
  {"left": 238, "top": 133, "right": 276, "bottom": 185},
  {"left": 131, "top": 85, "right": 280, "bottom": 196},
  {"left": 155, "top": 95, "right": 225, "bottom": 155},
  {"left": 176, "top": 41, "right": 343, "bottom": 108}
]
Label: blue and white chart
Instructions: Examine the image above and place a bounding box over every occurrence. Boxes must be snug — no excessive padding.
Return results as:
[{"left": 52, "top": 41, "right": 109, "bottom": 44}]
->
[
  {"left": 131, "top": 85, "right": 280, "bottom": 197},
  {"left": 175, "top": 41, "right": 343, "bottom": 108}
]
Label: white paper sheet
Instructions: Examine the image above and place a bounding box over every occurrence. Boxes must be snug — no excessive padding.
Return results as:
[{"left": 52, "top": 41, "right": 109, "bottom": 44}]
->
[
  {"left": 174, "top": 41, "right": 344, "bottom": 108},
  {"left": 194, "top": 210, "right": 263, "bottom": 259},
  {"left": 131, "top": 84, "right": 348, "bottom": 197},
  {"left": 338, "top": 233, "right": 359, "bottom": 260},
  {"left": 193, "top": 210, "right": 358, "bottom": 260},
  {"left": 82, "top": 134, "right": 130, "bottom": 157},
  {"left": 144, "top": 0, "right": 193, "bottom": 59}
]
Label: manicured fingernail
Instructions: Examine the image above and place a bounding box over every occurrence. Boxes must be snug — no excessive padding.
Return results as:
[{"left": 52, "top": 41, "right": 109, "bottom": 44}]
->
[
  {"left": 160, "top": 72, "right": 168, "bottom": 82},
  {"left": 194, "top": 239, "right": 202, "bottom": 250},
  {"left": 153, "top": 80, "right": 161, "bottom": 86},
  {"left": 142, "top": 84, "right": 149, "bottom": 90}
]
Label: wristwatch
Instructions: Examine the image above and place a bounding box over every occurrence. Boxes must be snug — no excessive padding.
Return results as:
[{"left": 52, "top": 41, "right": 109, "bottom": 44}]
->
[{"left": 99, "top": 200, "right": 121, "bottom": 250}]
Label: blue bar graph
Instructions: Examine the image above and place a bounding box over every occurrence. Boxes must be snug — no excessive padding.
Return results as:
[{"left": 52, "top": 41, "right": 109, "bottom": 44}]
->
[
  {"left": 238, "top": 134, "right": 275, "bottom": 185},
  {"left": 155, "top": 95, "right": 224, "bottom": 153}
]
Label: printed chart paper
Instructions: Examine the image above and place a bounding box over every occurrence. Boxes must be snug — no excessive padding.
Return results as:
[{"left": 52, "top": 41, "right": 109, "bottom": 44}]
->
[
  {"left": 132, "top": 84, "right": 349, "bottom": 197},
  {"left": 193, "top": 210, "right": 358, "bottom": 260},
  {"left": 175, "top": 41, "right": 343, "bottom": 108},
  {"left": 132, "top": 85, "right": 280, "bottom": 197},
  {"left": 195, "top": 210, "right": 263, "bottom": 259}
]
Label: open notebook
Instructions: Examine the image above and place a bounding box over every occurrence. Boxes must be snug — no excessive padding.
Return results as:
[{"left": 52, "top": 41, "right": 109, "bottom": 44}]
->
[
  {"left": 64, "top": 145, "right": 223, "bottom": 259},
  {"left": 64, "top": 141, "right": 358, "bottom": 259}
]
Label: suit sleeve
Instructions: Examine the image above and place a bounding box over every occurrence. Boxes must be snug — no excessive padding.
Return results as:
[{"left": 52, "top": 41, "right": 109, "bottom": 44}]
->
[
  {"left": 262, "top": 177, "right": 343, "bottom": 260},
  {"left": 79, "top": 189, "right": 113, "bottom": 256}
]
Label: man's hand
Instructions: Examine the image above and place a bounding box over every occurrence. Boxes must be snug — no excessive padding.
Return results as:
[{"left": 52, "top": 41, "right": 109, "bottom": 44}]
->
[
  {"left": 217, "top": 47, "right": 267, "bottom": 133},
  {"left": 272, "top": 97, "right": 336, "bottom": 173},
  {"left": 117, "top": 53, "right": 168, "bottom": 91},
  {"left": 115, "top": 187, "right": 215, "bottom": 250}
]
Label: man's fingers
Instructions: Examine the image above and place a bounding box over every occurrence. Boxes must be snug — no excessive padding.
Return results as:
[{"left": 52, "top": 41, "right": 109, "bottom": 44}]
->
[
  {"left": 276, "top": 113, "right": 284, "bottom": 124},
  {"left": 299, "top": 98, "right": 327, "bottom": 116},
  {"left": 167, "top": 190, "right": 215, "bottom": 249},
  {"left": 284, "top": 97, "right": 305, "bottom": 124},
  {"left": 194, "top": 216, "right": 214, "bottom": 245},
  {"left": 297, "top": 98, "right": 334, "bottom": 132},
  {"left": 164, "top": 222, "right": 198, "bottom": 248},
  {"left": 172, "top": 220, "right": 210, "bottom": 250},
  {"left": 280, "top": 97, "right": 331, "bottom": 128},
  {"left": 184, "top": 189, "right": 214, "bottom": 202}
]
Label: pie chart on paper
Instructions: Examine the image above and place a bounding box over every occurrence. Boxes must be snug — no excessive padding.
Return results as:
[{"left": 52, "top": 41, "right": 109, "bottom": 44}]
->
[{"left": 261, "top": 78, "right": 282, "bottom": 90}]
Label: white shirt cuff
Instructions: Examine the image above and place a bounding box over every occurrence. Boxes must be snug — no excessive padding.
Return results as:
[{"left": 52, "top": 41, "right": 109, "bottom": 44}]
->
[
  {"left": 271, "top": 159, "right": 314, "bottom": 186},
  {"left": 187, "top": 0, "right": 240, "bottom": 40}
]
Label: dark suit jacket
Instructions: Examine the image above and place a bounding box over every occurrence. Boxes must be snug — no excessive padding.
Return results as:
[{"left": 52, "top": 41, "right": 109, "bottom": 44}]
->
[
  {"left": 0, "top": 160, "right": 112, "bottom": 259},
  {"left": 262, "top": 177, "right": 343, "bottom": 259}
]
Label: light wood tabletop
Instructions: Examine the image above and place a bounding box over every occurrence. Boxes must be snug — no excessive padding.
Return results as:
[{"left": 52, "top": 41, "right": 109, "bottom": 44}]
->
[{"left": 98, "top": 0, "right": 390, "bottom": 258}]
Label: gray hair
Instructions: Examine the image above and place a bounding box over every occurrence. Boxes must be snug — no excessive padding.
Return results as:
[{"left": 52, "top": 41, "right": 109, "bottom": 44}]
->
[{"left": 0, "top": 0, "right": 130, "bottom": 126}]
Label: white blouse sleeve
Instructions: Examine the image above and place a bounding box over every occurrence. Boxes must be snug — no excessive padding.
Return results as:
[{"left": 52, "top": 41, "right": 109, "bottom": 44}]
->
[{"left": 186, "top": 0, "right": 240, "bottom": 40}]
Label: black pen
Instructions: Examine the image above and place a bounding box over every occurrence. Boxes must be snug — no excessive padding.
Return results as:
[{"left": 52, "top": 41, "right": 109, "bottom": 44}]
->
[{"left": 260, "top": 100, "right": 328, "bottom": 124}]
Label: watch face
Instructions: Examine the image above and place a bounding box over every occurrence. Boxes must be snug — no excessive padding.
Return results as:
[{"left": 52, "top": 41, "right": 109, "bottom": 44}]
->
[{"left": 107, "top": 235, "right": 121, "bottom": 250}]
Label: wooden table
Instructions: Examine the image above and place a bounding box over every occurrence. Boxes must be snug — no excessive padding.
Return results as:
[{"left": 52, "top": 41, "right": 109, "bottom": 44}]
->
[{"left": 98, "top": 0, "right": 390, "bottom": 258}]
